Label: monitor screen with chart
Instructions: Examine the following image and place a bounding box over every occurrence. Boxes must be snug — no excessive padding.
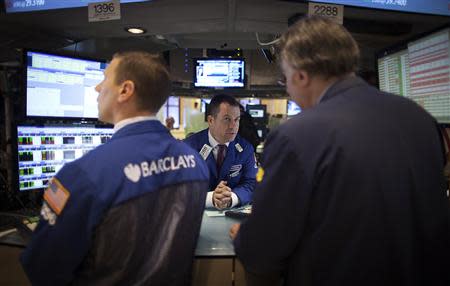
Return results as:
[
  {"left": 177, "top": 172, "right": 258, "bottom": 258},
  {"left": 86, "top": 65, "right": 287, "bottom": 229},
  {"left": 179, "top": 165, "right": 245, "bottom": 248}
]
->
[
  {"left": 25, "top": 50, "right": 107, "bottom": 120},
  {"left": 16, "top": 125, "right": 114, "bottom": 191}
]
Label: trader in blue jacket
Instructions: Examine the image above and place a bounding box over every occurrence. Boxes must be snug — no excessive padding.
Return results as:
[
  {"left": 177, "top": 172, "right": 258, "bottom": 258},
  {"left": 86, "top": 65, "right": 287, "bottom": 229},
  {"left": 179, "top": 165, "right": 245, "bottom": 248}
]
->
[
  {"left": 185, "top": 94, "right": 257, "bottom": 209},
  {"left": 21, "top": 51, "right": 210, "bottom": 286}
]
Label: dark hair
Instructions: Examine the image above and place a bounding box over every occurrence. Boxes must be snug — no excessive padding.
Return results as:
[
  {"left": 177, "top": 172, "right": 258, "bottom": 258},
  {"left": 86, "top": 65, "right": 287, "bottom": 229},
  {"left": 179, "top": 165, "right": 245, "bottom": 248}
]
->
[
  {"left": 207, "top": 94, "right": 240, "bottom": 117},
  {"left": 278, "top": 16, "right": 360, "bottom": 78},
  {"left": 112, "top": 51, "right": 171, "bottom": 113}
]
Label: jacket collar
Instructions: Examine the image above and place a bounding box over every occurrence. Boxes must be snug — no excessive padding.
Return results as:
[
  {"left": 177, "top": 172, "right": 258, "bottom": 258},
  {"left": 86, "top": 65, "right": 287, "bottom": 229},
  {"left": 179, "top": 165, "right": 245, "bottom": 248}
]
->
[
  {"left": 319, "top": 76, "right": 367, "bottom": 104},
  {"left": 112, "top": 120, "right": 168, "bottom": 140}
]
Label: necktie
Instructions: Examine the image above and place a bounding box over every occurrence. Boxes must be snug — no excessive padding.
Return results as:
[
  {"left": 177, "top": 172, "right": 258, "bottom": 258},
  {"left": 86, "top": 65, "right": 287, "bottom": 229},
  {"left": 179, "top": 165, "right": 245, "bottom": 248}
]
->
[{"left": 216, "top": 144, "right": 226, "bottom": 172}]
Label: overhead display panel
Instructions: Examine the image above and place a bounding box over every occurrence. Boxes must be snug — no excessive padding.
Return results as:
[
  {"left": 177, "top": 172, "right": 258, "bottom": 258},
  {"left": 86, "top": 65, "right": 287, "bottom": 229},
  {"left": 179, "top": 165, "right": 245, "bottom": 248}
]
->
[
  {"left": 377, "top": 28, "right": 450, "bottom": 123},
  {"left": 4, "top": 0, "right": 148, "bottom": 13},
  {"left": 378, "top": 49, "right": 410, "bottom": 97},
  {"left": 308, "top": 0, "right": 450, "bottom": 16},
  {"left": 408, "top": 29, "right": 450, "bottom": 123}
]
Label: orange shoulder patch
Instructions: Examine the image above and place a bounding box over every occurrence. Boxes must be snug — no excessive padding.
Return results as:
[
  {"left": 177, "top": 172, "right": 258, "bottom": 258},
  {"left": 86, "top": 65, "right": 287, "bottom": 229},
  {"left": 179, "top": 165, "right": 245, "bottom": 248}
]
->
[{"left": 44, "top": 178, "right": 70, "bottom": 215}]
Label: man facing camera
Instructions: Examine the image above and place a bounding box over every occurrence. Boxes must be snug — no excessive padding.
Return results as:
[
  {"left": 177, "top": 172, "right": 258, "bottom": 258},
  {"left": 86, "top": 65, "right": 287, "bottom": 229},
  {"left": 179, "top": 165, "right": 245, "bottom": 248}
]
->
[{"left": 185, "top": 94, "right": 258, "bottom": 210}]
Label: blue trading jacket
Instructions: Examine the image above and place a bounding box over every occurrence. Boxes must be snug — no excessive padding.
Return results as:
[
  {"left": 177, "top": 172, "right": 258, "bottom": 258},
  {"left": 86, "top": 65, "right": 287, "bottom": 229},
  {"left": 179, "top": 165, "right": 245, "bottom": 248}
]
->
[
  {"left": 21, "top": 120, "right": 209, "bottom": 286},
  {"left": 184, "top": 128, "right": 257, "bottom": 206}
]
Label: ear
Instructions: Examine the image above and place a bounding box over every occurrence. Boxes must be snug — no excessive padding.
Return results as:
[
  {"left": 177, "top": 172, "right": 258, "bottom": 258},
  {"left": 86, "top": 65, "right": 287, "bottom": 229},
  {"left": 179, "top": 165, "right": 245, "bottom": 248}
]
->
[
  {"left": 294, "top": 70, "right": 311, "bottom": 88},
  {"left": 117, "top": 80, "right": 135, "bottom": 103},
  {"left": 207, "top": 114, "right": 214, "bottom": 126}
]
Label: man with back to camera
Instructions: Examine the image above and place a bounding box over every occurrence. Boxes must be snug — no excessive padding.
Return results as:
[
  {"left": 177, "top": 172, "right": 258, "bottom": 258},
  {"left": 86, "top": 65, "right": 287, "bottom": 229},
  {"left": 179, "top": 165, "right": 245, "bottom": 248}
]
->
[
  {"left": 184, "top": 94, "right": 258, "bottom": 210},
  {"left": 230, "top": 16, "right": 450, "bottom": 286},
  {"left": 20, "top": 51, "right": 210, "bottom": 286}
]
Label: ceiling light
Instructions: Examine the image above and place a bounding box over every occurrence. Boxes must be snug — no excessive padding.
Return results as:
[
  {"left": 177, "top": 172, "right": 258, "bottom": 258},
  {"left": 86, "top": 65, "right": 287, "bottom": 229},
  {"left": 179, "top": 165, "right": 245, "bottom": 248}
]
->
[{"left": 126, "top": 27, "right": 146, "bottom": 34}]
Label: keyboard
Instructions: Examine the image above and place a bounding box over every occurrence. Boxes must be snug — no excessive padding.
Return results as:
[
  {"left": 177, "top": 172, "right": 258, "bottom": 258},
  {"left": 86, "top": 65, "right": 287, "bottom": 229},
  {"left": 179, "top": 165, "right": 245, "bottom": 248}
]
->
[{"left": 225, "top": 205, "right": 252, "bottom": 219}]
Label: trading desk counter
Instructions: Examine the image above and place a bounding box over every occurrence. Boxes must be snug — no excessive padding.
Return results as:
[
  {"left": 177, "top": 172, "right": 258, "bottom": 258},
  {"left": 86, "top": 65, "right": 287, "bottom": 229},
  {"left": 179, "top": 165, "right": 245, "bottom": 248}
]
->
[
  {"left": 0, "top": 210, "right": 247, "bottom": 286},
  {"left": 192, "top": 210, "right": 247, "bottom": 286},
  {"left": 195, "top": 210, "right": 238, "bottom": 256}
]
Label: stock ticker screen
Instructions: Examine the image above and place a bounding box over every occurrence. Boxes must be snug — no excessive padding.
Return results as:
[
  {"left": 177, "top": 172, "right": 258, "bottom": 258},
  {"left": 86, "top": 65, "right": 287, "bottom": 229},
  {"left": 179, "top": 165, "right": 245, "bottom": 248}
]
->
[{"left": 17, "top": 125, "right": 114, "bottom": 191}]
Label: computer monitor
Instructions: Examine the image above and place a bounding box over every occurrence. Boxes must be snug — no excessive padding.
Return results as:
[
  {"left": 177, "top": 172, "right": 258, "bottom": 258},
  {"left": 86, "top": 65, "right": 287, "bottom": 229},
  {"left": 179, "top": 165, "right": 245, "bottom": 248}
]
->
[
  {"left": 377, "top": 27, "right": 450, "bottom": 123},
  {"left": 246, "top": 104, "right": 266, "bottom": 119},
  {"left": 287, "top": 100, "right": 301, "bottom": 116},
  {"left": 193, "top": 58, "right": 245, "bottom": 88},
  {"left": 25, "top": 50, "right": 107, "bottom": 120},
  {"left": 160, "top": 96, "right": 180, "bottom": 129},
  {"left": 201, "top": 98, "right": 211, "bottom": 113},
  {"left": 16, "top": 125, "right": 114, "bottom": 191}
]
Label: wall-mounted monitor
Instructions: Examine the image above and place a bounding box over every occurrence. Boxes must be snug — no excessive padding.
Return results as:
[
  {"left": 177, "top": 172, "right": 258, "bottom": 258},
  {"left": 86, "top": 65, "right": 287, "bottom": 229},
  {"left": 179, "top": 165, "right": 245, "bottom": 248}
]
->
[
  {"left": 246, "top": 104, "right": 267, "bottom": 121},
  {"left": 201, "top": 98, "right": 211, "bottom": 113},
  {"left": 5, "top": 0, "right": 149, "bottom": 13},
  {"left": 310, "top": 0, "right": 450, "bottom": 16},
  {"left": 25, "top": 50, "right": 107, "bottom": 121},
  {"left": 159, "top": 96, "right": 180, "bottom": 129},
  {"left": 193, "top": 58, "right": 245, "bottom": 88},
  {"left": 377, "top": 27, "right": 450, "bottom": 123},
  {"left": 287, "top": 100, "right": 301, "bottom": 116},
  {"left": 16, "top": 125, "right": 114, "bottom": 191}
]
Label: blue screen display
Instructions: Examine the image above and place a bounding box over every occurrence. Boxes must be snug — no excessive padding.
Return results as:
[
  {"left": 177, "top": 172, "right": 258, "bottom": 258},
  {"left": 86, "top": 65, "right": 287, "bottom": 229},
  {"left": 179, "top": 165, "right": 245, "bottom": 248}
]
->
[
  {"left": 309, "top": 0, "right": 450, "bottom": 16},
  {"left": 194, "top": 58, "right": 245, "bottom": 88},
  {"left": 287, "top": 100, "right": 301, "bottom": 116},
  {"left": 5, "top": 0, "right": 148, "bottom": 13},
  {"left": 26, "top": 51, "right": 107, "bottom": 119}
]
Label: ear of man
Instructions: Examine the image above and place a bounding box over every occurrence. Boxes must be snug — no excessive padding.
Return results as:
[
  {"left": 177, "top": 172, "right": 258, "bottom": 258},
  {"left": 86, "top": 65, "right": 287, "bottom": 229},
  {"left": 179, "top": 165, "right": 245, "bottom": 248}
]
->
[
  {"left": 207, "top": 114, "right": 215, "bottom": 126},
  {"left": 117, "top": 80, "right": 135, "bottom": 103},
  {"left": 294, "top": 69, "right": 311, "bottom": 88}
]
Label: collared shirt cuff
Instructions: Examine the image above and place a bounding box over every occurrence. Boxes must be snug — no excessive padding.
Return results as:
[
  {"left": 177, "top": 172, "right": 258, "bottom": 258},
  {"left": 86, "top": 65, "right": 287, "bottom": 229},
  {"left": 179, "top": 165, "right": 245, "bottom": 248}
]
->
[
  {"left": 230, "top": 192, "right": 239, "bottom": 208},
  {"left": 205, "top": 191, "right": 214, "bottom": 208}
]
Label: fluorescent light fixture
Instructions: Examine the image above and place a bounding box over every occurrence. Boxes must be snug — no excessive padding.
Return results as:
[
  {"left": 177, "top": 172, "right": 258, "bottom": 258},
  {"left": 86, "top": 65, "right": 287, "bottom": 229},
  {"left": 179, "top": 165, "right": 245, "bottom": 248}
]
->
[{"left": 126, "top": 27, "right": 146, "bottom": 34}]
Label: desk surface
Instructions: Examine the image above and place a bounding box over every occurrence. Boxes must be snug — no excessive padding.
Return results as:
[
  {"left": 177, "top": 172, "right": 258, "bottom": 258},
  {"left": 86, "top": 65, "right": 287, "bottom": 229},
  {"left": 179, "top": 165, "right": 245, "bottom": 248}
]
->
[
  {"left": 195, "top": 211, "right": 242, "bottom": 257},
  {"left": 1, "top": 210, "right": 243, "bottom": 257}
]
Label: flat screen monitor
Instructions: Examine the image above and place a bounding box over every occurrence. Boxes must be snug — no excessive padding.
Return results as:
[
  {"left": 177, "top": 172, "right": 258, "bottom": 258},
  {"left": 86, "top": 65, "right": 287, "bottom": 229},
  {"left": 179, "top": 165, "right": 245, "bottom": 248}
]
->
[
  {"left": 5, "top": 0, "right": 149, "bottom": 13},
  {"left": 377, "top": 48, "right": 410, "bottom": 97},
  {"left": 287, "top": 100, "right": 301, "bottom": 116},
  {"left": 246, "top": 104, "right": 266, "bottom": 119},
  {"left": 377, "top": 27, "right": 450, "bottom": 123},
  {"left": 193, "top": 58, "right": 245, "bottom": 88},
  {"left": 309, "top": 0, "right": 450, "bottom": 16},
  {"left": 201, "top": 98, "right": 211, "bottom": 113},
  {"left": 25, "top": 50, "right": 107, "bottom": 120},
  {"left": 17, "top": 125, "right": 114, "bottom": 191},
  {"left": 160, "top": 96, "right": 180, "bottom": 129}
]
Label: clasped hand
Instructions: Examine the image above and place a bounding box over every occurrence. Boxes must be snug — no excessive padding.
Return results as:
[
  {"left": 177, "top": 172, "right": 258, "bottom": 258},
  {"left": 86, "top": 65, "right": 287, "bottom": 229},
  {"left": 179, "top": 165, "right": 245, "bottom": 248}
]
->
[{"left": 213, "top": 180, "right": 232, "bottom": 210}]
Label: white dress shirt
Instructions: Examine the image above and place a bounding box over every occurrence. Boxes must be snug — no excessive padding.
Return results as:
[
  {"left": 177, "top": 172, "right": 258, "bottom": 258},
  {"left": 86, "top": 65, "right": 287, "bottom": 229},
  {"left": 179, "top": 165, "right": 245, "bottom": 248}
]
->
[
  {"left": 114, "top": 115, "right": 159, "bottom": 133},
  {"left": 205, "top": 131, "right": 239, "bottom": 209}
]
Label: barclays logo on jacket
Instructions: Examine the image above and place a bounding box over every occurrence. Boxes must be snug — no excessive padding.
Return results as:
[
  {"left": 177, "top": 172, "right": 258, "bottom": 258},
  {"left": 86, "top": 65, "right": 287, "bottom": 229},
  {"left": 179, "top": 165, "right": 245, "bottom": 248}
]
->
[{"left": 124, "top": 154, "right": 197, "bottom": 183}]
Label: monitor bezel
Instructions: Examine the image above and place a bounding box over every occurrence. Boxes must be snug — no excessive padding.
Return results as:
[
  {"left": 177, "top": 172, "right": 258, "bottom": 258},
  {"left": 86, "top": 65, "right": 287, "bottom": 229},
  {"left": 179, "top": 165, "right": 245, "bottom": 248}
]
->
[
  {"left": 23, "top": 49, "right": 107, "bottom": 123},
  {"left": 192, "top": 57, "right": 246, "bottom": 89}
]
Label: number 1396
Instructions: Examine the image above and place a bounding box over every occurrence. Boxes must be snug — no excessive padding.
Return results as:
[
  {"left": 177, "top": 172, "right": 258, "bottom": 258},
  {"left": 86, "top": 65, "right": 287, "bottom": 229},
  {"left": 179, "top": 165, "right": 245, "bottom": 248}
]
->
[{"left": 94, "top": 3, "right": 115, "bottom": 14}]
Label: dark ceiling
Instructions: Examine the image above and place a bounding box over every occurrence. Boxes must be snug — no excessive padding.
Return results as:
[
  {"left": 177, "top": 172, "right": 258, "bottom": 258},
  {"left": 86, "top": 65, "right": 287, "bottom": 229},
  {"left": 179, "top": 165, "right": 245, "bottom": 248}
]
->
[{"left": 0, "top": 0, "right": 448, "bottom": 69}]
